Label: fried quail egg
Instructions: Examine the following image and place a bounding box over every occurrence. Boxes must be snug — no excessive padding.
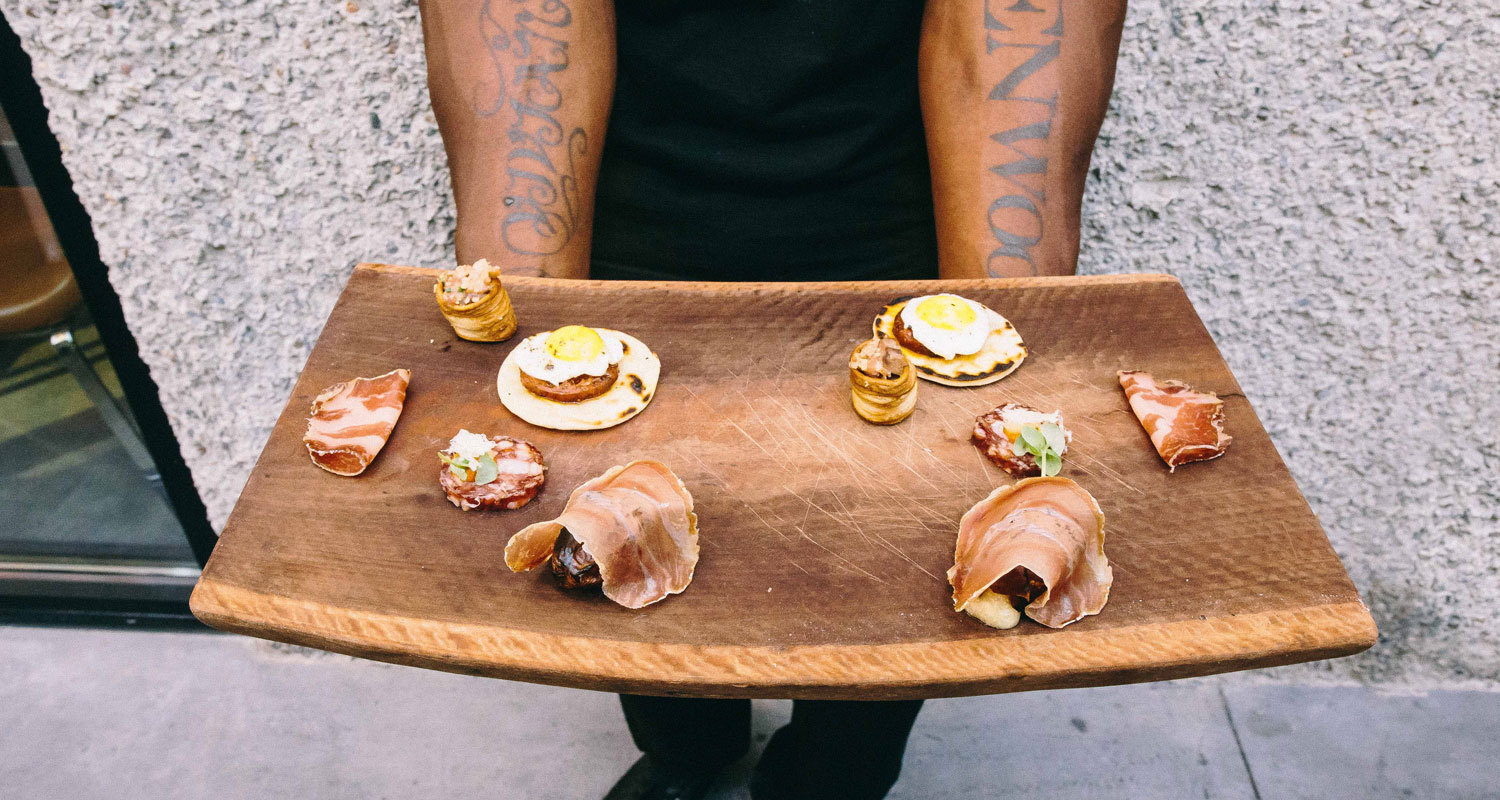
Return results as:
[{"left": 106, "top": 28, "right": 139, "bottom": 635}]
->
[
  {"left": 512, "top": 325, "right": 625, "bottom": 384},
  {"left": 898, "top": 294, "right": 1001, "bottom": 359},
  {"left": 498, "top": 328, "right": 660, "bottom": 431}
]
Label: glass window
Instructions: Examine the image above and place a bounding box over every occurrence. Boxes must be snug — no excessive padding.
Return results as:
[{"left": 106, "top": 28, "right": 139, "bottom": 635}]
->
[{"left": 1, "top": 102, "right": 198, "bottom": 603}]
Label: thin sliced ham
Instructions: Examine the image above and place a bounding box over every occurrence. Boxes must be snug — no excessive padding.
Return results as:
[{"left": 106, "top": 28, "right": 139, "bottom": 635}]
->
[
  {"left": 505, "top": 460, "right": 699, "bottom": 609},
  {"left": 948, "top": 477, "right": 1110, "bottom": 629},
  {"left": 1118, "top": 370, "right": 1232, "bottom": 471},
  {"left": 303, "top": 369, "right": 411, "bottom": 476}
]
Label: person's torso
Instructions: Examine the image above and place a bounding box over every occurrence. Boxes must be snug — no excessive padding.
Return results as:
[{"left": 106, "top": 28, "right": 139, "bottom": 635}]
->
[{"left": 591, "top": 0, "right": 938, "bottom": 282}]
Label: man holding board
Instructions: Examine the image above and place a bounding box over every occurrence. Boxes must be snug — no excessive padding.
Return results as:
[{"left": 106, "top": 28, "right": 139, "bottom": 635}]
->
[{"left": 418, "top": 1, "right": 1127, "bottom": 798}]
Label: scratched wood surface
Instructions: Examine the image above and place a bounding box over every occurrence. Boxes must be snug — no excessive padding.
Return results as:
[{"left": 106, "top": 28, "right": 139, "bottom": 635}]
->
[{"left": 190, "top": 263, "right": 1375, "bottom": 700}]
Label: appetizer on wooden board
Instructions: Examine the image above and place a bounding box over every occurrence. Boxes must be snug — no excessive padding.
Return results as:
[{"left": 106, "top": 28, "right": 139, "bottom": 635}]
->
[
  {"left": 434, "top": 260, "right": 518, "bottom": 342},
  {"left": 1118, "top": 370, "right": 1233, "bottom": 470},
  {"left": 302, "top": 368, "right": 410, "bottom": 476},
  {"left": 849, "top": 337, "right": 917, "bottom": 425},
  {"left": 291, "top": 275, "right": 1244, "bottom": 639},
  {"left": 437, "top": 430, "right": 547, "bottom": 511},
  {"left": 497, "top": 325, "right": 660, "bottom": 431},
  {"left": 200, "top": 265, "right": 1383, "bottom": 703},
  {"left": 873, "top": 293, "right": 1026, "bottom": 386},
  {"left": 972, "top": 404, "right": 1071, "bottom": 478},
  {"left": 949, "top": 477, "right": 1110, "bottom": 630},
  {"left": 504, "top": 460, "right": 699, "bottom": 609}
]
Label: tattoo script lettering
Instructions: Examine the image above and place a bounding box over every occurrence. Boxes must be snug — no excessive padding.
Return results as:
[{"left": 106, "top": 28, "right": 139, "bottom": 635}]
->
[
  {"left": 983, "top": 0, "right": 1063, "bottom": 276},
  {"left": 475, "top": 0, "right": 587, "bottom": 256}
]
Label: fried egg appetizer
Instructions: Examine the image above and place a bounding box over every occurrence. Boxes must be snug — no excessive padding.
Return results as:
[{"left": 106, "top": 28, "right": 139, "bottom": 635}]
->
[
  {"left": 497, "top": 325, "right": 659, "bottom": 430},
  {"left": 872, "top": 294, "right": 1026, "bottom": 386}
]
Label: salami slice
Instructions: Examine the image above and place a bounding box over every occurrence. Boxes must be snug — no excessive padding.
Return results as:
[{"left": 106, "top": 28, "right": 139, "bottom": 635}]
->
[
  {"left": 303, "top": 369, "right": 410, "bottom": 476},
  {"left": 971, "top": 403, "right": 1071, "bottom": 478},
  {"left": 438, "top": 434, "right": 546, "bottom": 511}
]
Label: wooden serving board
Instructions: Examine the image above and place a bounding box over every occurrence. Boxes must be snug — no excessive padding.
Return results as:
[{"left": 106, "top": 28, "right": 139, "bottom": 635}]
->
[{"left": 190, "top": 264, "right": 1375, "bottom": 700}]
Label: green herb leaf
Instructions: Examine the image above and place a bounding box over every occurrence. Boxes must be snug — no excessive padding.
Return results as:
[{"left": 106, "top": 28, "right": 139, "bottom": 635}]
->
[
  {"left": 438, "top": 451, "right": 461, "bottom": 467},
  {"left": 1040, "top": 422, "right": 1066, "bottom": 455},
  {"left": 1018, "top": 424, "right": 1047, "bottom": 455},
  {"left": 1039, "top": 450, "right": 1062, "bottom": 477},
  {"left": 447, "top": 464, "right": 467, "bottom": 480},
  {"left": 474, "top": 453, "right": 499, "bottom": 486}
]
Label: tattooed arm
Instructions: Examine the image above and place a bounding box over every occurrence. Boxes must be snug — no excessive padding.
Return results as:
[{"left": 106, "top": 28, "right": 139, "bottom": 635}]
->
[
  {"left": 420, "top": 0, "right": 615, "bottom": 278},
  {"left": 920, "top": 0, "right": 1126, "bottom": 278}
]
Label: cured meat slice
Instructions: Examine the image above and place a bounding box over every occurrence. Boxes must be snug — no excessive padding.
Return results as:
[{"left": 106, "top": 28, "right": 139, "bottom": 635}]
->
[
  {"left": 1118, "top": 370, "right": 1232, "bottom": 471},
  {"left": 302, "top": 369, "right": 411, "bottom": 476},
  {"left": 948, "top": 477, "right": 1110, "bottom": 629},
  {"left": 505, "top": 460, "right": 699, "bottom": 609}
]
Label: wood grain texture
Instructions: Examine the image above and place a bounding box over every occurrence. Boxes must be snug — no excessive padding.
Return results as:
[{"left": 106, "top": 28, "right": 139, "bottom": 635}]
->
[{"left": 191, "top": 263, "right": 1376, "bottom": 699}]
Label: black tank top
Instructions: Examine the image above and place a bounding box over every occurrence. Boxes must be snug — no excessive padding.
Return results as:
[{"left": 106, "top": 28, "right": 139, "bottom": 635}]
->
[{"left": 590, "top": 0, "right": 938, "bottom": 282}]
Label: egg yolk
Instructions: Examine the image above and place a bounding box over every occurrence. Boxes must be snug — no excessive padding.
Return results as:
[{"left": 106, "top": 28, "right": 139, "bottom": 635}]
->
[
  {"left": 913, "top": 295, "right": 977, "bottom": 330},
  {"left": 544, "top": 325, "right": 605, "bottom": 362}
]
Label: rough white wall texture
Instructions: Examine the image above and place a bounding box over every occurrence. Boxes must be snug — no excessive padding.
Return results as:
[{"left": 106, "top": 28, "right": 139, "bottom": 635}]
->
[{"left": 3, "top": 1, "right": 1495, "bottom": 688}]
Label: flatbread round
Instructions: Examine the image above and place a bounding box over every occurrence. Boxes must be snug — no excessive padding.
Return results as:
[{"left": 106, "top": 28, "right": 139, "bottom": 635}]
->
[
  {"left": 873, "top": 298, "right": 1027, "bottom": 387},
  {"left": 497, "top": 329, "right": 660, "bottom": 430}
]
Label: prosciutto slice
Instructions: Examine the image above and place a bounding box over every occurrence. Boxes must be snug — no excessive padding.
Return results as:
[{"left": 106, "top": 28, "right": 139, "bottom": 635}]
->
[
  {"left": 302, "top": 369, "right": 411, "bottom": 476},
  {"left": 948, "top": 477, "right": 1110, "bottom": 629},
  {"left": 1118, "top": 370, "right": 1232, "bottom": 471},
  {"left": 505, "top": 460, "right": 699, "bottom": 609}
]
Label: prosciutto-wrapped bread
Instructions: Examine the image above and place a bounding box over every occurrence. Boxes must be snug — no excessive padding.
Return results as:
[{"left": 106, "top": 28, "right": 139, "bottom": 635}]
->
[
  {"left": 1118, "top": 370, "right": 1232, "bottom": 471},
  {"left": 504, "top": 460, "right": 699, "bottom": 609},
  {"left": 303, "top": 369, "right": 410, "bottom": 476},
  {"left": 948, "top": 477, "right": 1110, "bottom": 630}
]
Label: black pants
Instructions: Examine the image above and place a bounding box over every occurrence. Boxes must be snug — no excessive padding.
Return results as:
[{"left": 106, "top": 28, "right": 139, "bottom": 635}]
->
[{"left": 619, "top": 695, "right": 924, "bottom": 800}]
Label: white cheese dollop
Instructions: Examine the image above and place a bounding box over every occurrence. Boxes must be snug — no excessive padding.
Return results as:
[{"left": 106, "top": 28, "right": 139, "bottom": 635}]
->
[{"left": 445, "top": 429, "right": 494, "bottom": 463}]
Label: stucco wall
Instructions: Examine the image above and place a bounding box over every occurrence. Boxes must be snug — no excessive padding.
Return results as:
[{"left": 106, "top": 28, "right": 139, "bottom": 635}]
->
[{"left": 3, "top": 1, "right": 1495, "bottom": 688}]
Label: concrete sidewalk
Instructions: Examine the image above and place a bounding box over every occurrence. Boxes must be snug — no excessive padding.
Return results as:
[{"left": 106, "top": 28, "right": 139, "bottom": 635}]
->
[{"left": 1, "top": 625, "right": 1494, "bottom": 800}]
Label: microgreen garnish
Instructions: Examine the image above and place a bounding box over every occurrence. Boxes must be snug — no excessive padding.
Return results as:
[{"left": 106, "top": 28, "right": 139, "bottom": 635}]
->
[
  {"left": 1013, "top": 423, "right": 1065, "bottom": 477},
  {"left": 1018, "top": 425, "right": 1046, "bottom": 454},
  {"left": 1040, "top": 422, "right": 1066, "bottom": 454},
  {"left": 473, "top": 453, "right": 499, "bottom": 486},
  {"left": 438, "top": 450, "right": 473, "bottom": 480}
]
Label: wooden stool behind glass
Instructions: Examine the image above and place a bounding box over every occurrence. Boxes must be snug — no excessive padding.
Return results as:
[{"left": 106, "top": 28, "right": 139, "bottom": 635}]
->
[{"left": 0, "top": 185, "right": 161, "bottom": 494}]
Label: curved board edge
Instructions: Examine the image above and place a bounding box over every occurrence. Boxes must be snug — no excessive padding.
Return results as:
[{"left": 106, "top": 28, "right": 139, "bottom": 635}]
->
[{"left": 190, "top": 577, "right": 1376, "bottom": 701}]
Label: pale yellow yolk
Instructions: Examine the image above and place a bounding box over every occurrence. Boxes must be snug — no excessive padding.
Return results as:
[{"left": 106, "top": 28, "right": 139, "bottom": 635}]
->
[
  {"left": 913, "top": 295, "right": 978, "bottom": 331},
  {"left": 544, "top": 325, "right": 604, "bottom": 362}
]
